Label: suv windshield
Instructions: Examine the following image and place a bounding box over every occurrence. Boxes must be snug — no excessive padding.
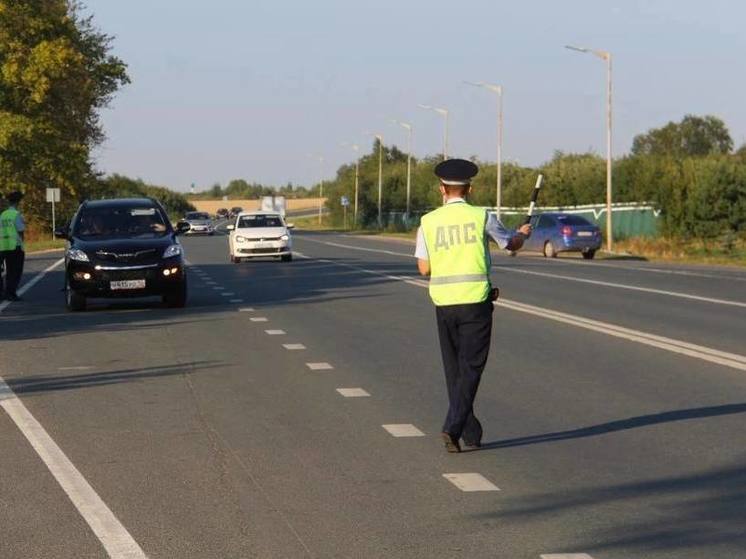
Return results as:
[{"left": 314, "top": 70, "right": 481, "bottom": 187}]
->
[
  {"left": 185, "top": 212, "right": 209, "bottom": 220},
  {"left": 237, "top": 215, "right": 283, "bottom": 228},
  {"left": 74, "top": 206, "right": 169, "bottom": 239}
]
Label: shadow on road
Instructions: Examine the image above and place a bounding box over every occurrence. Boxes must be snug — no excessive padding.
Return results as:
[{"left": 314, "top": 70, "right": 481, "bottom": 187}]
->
[
  {"left": 481, "top": 403, "right": 746, "bottom": 450},
  {"left": 5, "top": 361, "right": 224, "bottom": 396}
]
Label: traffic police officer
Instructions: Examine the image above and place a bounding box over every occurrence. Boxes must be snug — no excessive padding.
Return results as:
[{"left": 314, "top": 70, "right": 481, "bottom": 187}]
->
[
  {"left": 415, "top": 159, "right": 531, "bottom": 453},
  {"left": 0, "top": 191, "right": 26, "bottom": 301}
]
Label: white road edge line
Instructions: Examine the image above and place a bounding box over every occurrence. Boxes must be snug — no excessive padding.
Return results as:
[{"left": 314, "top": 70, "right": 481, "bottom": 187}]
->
[
  {"left": 442, "top": 473, "right": 500, "bottom": 492},
  {"left": 0, "top": 376, "right": 147, "bottom": 558},
  {"left": 311, "top": 238, "right": 746, "bottom": 308},
  {"left": 0, "top": 258, "right": 64, "bottom": 314},
  {"left": 293, "top": 250, "right": 746, "bottom": 372}
]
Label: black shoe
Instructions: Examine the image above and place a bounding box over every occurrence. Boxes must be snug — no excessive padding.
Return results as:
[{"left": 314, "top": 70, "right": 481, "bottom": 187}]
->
[
  {"left": 462, "top": 418, "right": 483, "bottom": 449},
  {"left": 441, "top": 432, "right": 461, "bottom": 453},
  {"left": 462, "top": 439, "right": 482, "bottom": 450}
]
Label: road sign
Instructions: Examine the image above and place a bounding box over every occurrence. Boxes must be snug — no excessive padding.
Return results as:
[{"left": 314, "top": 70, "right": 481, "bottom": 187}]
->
[
  {"left": 46, "top": 188, "right": 61, "bottom": 203},
  {"left": 341, "top": 196, "right": 350, "bottom": 207}
]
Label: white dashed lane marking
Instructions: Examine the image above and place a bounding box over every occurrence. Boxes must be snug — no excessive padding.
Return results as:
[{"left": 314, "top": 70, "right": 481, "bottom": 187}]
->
[
  {"left": 382, "top": 424, "right": 425, "bottom": 437},
  {"left": 239, "top": 307, "right": 255, "bottom": 312},
  {"left": 265, "top": 330, "right": 286, "bottom": 335},
  {"left": 541, "top": 555, "right": 594, "bottom": 559},
  {"left": 442, "top": 473, "right": 500, "bottom": 492},
  {"left": 220, "top": 292, "right": 235, "bottom": 296},
  {"left": 336, "top": 388, "right": 370, "bottom": 398},
  {"left": 250, "top": 317, "right": 269, "bottom": 322},
  {"left": 282, "top": 344, "right": 306, "bottom": 350},
  {"left": 306, "top": 362, "right": 334, "bottom": 371},
  {"left": 213, "top": 286, "right": 225, "bottom": 291},
  {"left": 229, "top": 299, "right": 243, "bottom": 303},
  {"left": 58, "top": 366, "right": 93, "bottom": 371}
]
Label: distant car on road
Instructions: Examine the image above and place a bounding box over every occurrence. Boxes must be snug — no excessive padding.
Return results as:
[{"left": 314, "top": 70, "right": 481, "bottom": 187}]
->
[
  {"left": 216, "top": 208, "right": 230, "bottom": 219},
  {"left": 227, "top": 211, "right": 293, "bottom": 262},
  {"left": 179, "top": 211, "right": 215, "bottom": 235},
  {"left": 523, "top": 212, "right": 602, "bottom": 259},
  {"left": 55, "top": 198, "right": 188, "bottom": 311},
  {"left": 229, "top": 206, "right": 244, "bottom": 219}
]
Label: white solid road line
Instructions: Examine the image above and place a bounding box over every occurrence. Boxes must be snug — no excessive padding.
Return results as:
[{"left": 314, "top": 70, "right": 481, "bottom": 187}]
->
[
  {"left": 58, "top": 366, "right": 93, "bottom": 371},
  {"left": 0, "top": 375, "right": 147, "bottom": 558},
  {"left": 283, "top": 343, "right": 306, "bottom": 350},
  {"left": 296, "top": 245, "right": 746, "bottom": 372},
  {"left": 306, "top": 362, "right": 334, "bottom": 371},
  {"left": 250, "top": 317, "right": 268, "bottom": 322},
  {"left": 336, "top": 388, "right": 371, "bottom": 397},
  {"left": 541, "top": 554, "right": 594, "bottom": 559},
  {"left": 442, "top": 473, "right": 500, "bottom": 492},
  {"left": 265, "top": 329, "right": 286, "bottom": 335},
  {"left": 311, "top": 238, "right": 746, "bottom": 308},
  {"left": 0, "top": 257, "right": 64, "bottom": 314},
  {"left": 382, "top": 424, "right": 425, "bottom": 437}
]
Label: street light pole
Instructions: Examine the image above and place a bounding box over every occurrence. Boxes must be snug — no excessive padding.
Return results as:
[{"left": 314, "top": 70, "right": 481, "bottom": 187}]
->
[
  {"left": 566, "top": 45, "right": 613, "bottom": 252},
  {"left": 317, "top": 155, "right": 324, "bottom": 225},
  {"left": 391, "top": 120, "right": 413, "bottom": 223},
  {"left": 418, "top": 104, "right": 449, "bottom": 160},
  {"left": 368, "top": 134, "right": 384, "bottom": 228},
  {"left": 464, "top": 81, "right": 503, "bottom": 217},
  {"left": 341, "top": 142, "right": 361, "bottom": 227}
]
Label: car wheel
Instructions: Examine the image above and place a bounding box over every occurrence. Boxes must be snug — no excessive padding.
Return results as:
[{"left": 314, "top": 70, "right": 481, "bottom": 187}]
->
[
  {"left": 281, "top": 254, "right": 293, "bottom": 262},
  {"left": 65, "top": 280, "right": 86, "bottom": 312},
  {"left": 543, "top": 241, "right": 557, "bottom": 258},
  {"left": 163, "top": 280, "right": 187, "bottom": 308},
  {"left": 582, "top": 249, "right": 596, "bottom": 260}
]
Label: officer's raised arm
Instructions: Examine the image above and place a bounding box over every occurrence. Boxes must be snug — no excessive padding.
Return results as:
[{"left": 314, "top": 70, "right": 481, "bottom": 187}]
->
[{"left": 485, "top": 213, "right": 532, "bottom": 252}]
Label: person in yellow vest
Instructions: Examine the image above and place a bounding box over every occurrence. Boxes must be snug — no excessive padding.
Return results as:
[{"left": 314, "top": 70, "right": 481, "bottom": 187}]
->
[
  {"left": 0, "top": 191, "right": 26, "bottom": 302},
  {"left": 415, "top": 159, "right": 531, "bottom": 453}
]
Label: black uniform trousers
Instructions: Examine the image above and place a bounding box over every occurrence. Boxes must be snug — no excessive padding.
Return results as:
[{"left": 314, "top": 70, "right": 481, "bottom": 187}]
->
[
  {"left": 435, "top": 298, "right": 493, "bottom": 441},
  {"left": 0, "top": 247, "right": 25, "bottom": 298}
]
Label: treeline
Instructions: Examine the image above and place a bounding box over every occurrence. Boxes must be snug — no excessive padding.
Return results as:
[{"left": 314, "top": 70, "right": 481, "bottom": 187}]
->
[
  {"left": 189, "top": 179, "right": 314, "bottom": 200},
  {"left": 0, "top": 0, "right": 129, "bottom": 228},
  {"left": 320, "top": 115, "right": 746, "bottom": 239}
]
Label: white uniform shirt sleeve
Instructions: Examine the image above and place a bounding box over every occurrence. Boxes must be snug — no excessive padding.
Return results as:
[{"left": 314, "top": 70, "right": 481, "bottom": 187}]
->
[
  {"left": 414, "top": 226, "right": 429, "bottom": 260},
  {"left": 485, "top": 212, "right": 515, "bottom": 250}
]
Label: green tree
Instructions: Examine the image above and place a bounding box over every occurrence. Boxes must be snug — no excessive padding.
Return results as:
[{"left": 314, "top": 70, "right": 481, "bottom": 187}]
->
[
  {"left": 0, "top": 0, "right": 129, "bottom": 224},
  {"left": 631, "top": 115, "right": 733, "bottom": 158}
]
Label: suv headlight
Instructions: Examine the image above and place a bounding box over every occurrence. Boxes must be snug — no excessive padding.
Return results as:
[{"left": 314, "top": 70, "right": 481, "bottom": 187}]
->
[
  {"left": 67, "top": 248, "right": 89, "bottom": 262},
  {"left": 236, "top": 235, "right": 247, "bottom": 242},
  {"left": 280, "top": 234, "right": 290, "bottom": 241},
  {"left": 163, "top": 244, "right": 182, "bottom": 258}
]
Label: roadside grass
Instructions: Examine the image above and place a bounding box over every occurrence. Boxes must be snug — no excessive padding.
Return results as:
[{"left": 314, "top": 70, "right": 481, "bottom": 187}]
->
[
  {"left": 611, "top": 237, "right": 746, "bottom": 267},
  {"left": 24, "top": 226, "right": 66, "bottom": 253}
]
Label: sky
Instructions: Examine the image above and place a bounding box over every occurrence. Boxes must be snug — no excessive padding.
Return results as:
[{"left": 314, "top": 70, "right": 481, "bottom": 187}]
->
[{"left": 84, "top": 0, "right": 746, "bottom": 192}]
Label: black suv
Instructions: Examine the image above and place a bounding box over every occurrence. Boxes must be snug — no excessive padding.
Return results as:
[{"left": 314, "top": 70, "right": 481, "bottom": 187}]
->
[{"left": 56, "top": 198, "right": 188, "bottom": 311}]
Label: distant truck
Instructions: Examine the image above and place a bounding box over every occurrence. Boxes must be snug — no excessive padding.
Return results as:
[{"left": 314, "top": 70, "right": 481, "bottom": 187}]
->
[{"left": 260, "top": 195, "right": 286, "bottom": 217}]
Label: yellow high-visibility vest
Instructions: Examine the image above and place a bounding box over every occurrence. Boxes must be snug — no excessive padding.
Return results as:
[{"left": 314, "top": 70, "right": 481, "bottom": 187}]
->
[
  {"left": 0, "top": 208, "right": 20, "bottom": 251},
  {"left": 421, "top": 202, "right": 490, "bottom": 306}
]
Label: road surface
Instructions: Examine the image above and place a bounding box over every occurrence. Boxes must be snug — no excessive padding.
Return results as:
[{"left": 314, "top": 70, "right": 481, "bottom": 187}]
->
[{"left": 1, "top": 231, "right": 745, "bottom": 558}]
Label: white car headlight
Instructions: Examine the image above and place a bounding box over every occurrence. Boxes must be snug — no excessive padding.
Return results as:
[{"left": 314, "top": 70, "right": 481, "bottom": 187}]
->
[
  {"left": 280, "top": 234, "right": 289, "bottom": 241},
  {"left": 67, "top": 248, "right": 89, "bottom": 262},
  {"left": 236, "top": 235, "right": 247, "bottom": 242},
  {"left": 163, "top": 244, "right": 182, "bottom": 258}
]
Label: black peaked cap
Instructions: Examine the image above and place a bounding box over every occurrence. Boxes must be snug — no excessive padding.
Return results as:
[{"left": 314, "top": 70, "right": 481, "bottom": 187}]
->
[{"left": 434, "top": 159, "right": 479, "bottom": 184}]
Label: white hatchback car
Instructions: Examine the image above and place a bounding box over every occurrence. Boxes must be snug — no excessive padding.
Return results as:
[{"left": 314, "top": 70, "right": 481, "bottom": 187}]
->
[{"left": 227, "top": 211, "right": 293, "bottom": 262}]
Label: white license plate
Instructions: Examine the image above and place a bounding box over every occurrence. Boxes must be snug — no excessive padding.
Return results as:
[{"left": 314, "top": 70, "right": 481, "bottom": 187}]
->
[
  {"left": 110, "top": 280, "right": 146, "bottom": 290},
  {"left": 253, "top": 242, "right": 274, "bottom": 249},
  {"left": 577, "top": 231, "right": 593, "bottom": 237}
]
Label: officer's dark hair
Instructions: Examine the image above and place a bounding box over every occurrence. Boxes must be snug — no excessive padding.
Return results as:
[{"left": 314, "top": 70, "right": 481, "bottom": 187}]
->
[{"left": 441, "top": 183, "right": 470, "bottom": 197}]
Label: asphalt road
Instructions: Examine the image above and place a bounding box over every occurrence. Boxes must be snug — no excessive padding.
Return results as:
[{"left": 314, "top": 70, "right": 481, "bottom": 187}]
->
[{"left": 1, "top": 231, "right": 745, "bottom": 559}]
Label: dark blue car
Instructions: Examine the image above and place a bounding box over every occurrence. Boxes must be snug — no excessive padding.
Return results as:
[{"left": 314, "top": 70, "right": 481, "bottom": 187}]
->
[{"left": 523, "top": 212, "right": 602, "bottom": 259}]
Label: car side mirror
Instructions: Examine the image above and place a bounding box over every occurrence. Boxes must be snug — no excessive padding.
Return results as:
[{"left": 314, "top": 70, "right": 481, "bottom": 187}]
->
[
  {"left": 54, "top": 225, "right": 69, "bottom": 239},
  {"left": 226, "top": 224, "right": 235, "bottom": 231},
  {"left": 286, "top": 223, "right": 295, "bottom": 230},
  {"left": 175, "top": 221, "right": 191, "bottom": 235}
]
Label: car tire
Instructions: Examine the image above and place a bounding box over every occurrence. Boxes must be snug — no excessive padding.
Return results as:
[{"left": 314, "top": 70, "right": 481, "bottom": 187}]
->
[
  {"left": 281, "top": 254, "right": 293, "bottom": 262},
  {"left": 163, "top": 280, "right": 187, "bottom": 308},
  {"left": 65, "top": 281, "right": 86, "bottom": 312},
  {"left": 582, "top": 249, "right": 596, "bottom": 260},
  {"left": 543, "top": 241, "right": 557, "bottom": 258}
]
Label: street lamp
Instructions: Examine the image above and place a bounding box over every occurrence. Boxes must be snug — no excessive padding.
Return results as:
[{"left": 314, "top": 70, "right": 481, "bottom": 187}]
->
[
  {"left": 464, "top": 81, "right": 503, "bottom": 217},
  {"left": 418, "top": 104, "right": 449, "bottom": 160},
  {"left": 566, "top": 44, "right": 613, "bottom": 252},
  {"left": 341, "top": 142, "right": 361, "bottom": 227},
  {"left": 368, "top": 133, "right": 384, "bottom": 228},
  {"left": 390, "top": 119, "right": 413, "bottom": 223},
  {"left": 309, "top": 154, "right": 325, "bottom": 225}
]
